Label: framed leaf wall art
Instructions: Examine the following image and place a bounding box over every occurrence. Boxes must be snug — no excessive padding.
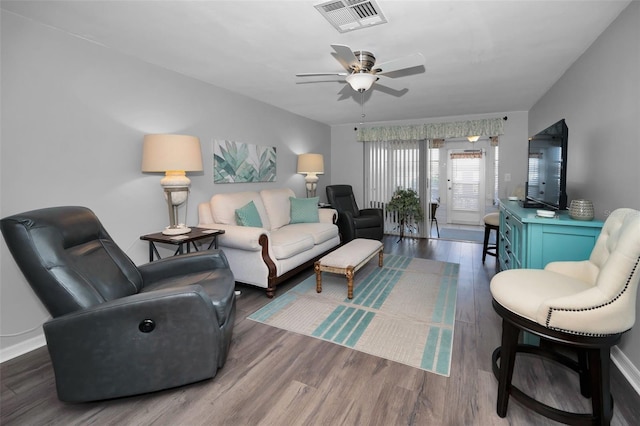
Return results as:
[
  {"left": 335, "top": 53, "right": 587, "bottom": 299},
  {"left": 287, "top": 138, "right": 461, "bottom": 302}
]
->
[{"left": 213, "top": 140, "right": 277, "bottom": 183}]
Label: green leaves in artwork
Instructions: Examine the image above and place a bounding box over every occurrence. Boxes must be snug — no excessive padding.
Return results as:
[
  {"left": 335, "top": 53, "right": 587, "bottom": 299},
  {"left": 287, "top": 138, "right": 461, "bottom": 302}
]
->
[
  {"left": 214, "top": 140, "right": 276, "bottom": 183},
  {"left": 257, "top": 146, "right": 276, "bottom": 181}
]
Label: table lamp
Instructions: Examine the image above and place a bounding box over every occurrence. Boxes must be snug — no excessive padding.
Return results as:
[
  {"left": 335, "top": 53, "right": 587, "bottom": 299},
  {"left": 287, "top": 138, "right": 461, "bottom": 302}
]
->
[
  {"left": 141, "top": 134, "right": 203, "bottom": 235},
  {"left": 297, "top": 153, "right": 324, "bottom": 198}
]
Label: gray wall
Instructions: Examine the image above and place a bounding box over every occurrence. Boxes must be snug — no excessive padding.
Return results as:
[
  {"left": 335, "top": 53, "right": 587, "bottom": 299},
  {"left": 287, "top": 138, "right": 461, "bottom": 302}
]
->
[
  {"left": 529, "top": 2, "right": 640, "bottom": 371},
  {"left": 0, "top": 12, "right": 330, "bottom": 359}
]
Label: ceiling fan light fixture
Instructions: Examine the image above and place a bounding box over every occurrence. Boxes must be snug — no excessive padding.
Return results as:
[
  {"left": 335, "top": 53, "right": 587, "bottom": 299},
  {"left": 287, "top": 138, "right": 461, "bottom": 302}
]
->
[
  {"left": 346, "top": 73, "right": 378, "bottom": 92},
  {"left": 467, "top": 135, "right": 480, "bottom": 142}
]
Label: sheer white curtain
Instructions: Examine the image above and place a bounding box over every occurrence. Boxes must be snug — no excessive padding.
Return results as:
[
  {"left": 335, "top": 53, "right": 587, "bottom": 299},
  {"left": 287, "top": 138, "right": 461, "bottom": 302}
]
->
[{"left": 364, "top": 139, "right": 429, "bottom": 237}]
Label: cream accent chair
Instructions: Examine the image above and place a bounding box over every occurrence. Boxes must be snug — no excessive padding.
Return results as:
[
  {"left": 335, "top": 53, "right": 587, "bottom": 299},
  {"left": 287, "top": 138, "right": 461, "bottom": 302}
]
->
[{"left": 490, "top": 208, "right": 640, "bottom": 425}]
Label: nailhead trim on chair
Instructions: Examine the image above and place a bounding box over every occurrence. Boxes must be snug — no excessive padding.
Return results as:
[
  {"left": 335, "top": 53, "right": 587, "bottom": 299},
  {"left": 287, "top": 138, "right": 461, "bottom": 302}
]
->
[{"left": 545, "top": 256, "right": 640, "bottom": 336}]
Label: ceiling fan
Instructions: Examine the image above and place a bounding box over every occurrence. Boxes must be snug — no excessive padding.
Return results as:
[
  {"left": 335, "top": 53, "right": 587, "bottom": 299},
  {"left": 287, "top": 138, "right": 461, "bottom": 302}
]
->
[{"left": 296, "top": 44, "right": 425, "bottom": 93}]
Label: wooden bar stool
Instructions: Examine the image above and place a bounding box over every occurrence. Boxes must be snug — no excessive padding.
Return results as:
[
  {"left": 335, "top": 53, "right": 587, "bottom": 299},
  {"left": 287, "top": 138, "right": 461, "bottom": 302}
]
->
[
  {"left": 430, "top": 202, "right": 440, "bottom": 237},
  {"left": 482, "top": 212, "right": 499, "bottom": 264}
]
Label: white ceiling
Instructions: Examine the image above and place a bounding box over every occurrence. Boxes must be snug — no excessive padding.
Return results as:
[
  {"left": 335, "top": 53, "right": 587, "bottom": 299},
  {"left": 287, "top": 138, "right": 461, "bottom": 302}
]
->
[{"left": 1, "top": 0, "right": 631, "bottom": 126}]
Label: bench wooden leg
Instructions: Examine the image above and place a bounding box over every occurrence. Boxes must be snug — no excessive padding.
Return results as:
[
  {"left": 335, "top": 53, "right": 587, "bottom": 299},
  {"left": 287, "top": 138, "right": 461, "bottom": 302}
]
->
[
  {"left": 314, "top": 261, "right": 322, "bottom": 293},
  {"left": 346, "top": 266, "right": 355, "bottom": 299},
  {"left": 378, "top": 248, "right": 384, "bottom": 267}
]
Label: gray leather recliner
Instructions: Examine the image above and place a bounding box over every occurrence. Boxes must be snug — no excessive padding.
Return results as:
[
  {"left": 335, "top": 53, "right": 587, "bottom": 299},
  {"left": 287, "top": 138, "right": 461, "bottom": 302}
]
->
[
  {"left": 326, "top": 184, "right": 384, "bottom": 243},
  {"left": 1, "top": 206, "right": 236, "bottom": 402}
]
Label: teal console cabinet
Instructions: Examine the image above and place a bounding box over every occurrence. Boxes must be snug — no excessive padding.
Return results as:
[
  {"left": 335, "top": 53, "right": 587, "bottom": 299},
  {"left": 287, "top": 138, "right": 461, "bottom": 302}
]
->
[{"left": 498, "top": 199, "right": 604, "bottom": 271}]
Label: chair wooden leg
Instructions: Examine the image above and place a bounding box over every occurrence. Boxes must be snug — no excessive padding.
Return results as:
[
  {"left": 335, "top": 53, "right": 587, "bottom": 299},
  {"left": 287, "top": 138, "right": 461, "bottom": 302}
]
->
[
  {"left": 491, "top": 299, "right": 621, "bottom": 425},
  {"left": 577, "top": 349, "right": 592, "bottom": 398},
  {"left": 482, "top": 226, "right": 491, "bottom": 264},
  {"left": 496, "top": 319, "right": 520, "bottom": 417},
  {"left": 314, "top": 261, "right": 322, "bottom": 294},
  {"left": 588, "top": 346, "right": 613, "bottom": 425}
]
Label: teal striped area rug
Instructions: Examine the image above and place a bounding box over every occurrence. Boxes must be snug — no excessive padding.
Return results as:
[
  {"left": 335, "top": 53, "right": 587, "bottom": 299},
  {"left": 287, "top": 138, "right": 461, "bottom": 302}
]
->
[{"left": 248, "top": 254, "right": 459, "bottom": 376}]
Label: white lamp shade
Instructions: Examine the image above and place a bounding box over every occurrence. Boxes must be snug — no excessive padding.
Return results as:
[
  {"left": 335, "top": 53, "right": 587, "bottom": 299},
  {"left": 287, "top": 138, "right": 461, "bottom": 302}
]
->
[
  {"left": 346, "top": 73, "right": 378, "bottom": 92},
  {"left": 467, "top": 135, "right": 480, "bottom": 142},
  {"left": 297, "top": 153, "right": 324, "bottom": 174},
  {"left": 141, "top": 134, "right": 203, "bottom": 172}
]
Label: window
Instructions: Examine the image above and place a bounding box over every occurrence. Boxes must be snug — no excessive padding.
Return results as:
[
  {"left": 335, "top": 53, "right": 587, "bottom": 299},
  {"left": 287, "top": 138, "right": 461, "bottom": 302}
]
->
[
  {"left": 365, "top": 140, "right": 422, "bottom": 207},
  {"left": 494, "top": 146, "right": 499, "bottom": 205},
  {"left": 365, "top": 139, "right": 426, "bottom": 237},
  {"left": 527, "top": 152, "right": 541, "bottom": 198},
  {"left": 429, "top": 148, "right": 440, "bottom": 203},
  {"left": 365, "top": 136, "right": 500, "bottom": 234},
  {"left": 449, "top": 151, "right": 482, "bottom": 212}
]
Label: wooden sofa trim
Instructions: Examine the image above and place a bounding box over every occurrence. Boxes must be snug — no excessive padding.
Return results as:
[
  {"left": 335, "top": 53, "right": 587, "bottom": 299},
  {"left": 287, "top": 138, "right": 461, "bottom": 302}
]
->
[{"left": 257, "top": 234, "right": 337, "bottom": 298}]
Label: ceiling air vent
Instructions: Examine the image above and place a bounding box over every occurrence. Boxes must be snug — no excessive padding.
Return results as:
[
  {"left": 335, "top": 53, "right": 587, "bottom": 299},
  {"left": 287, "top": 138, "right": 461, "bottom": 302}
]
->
[{"left": 314, "top": 0, "right": 388, "bottom": 33}]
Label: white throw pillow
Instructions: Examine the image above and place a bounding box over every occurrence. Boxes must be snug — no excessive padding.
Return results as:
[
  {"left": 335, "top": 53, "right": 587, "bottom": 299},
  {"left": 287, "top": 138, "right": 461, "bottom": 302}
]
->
[
  {"left": 260, "top": 188, "right": 295, "bottom": 230},
  {"left": 210, "top": 191, "right": 271, "bottom": 229}
]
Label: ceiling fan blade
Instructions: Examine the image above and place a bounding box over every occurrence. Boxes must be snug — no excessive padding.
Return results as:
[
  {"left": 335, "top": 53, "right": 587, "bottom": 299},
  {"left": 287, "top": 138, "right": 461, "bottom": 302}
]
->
[
  {"left": 374, "top": 53, "right": 425, "bottom": 75},
  {"left": 374, "top": 75, "right": 405, "bottom": 91},
  {"left": 296, "top": 72, "right": 348, "bottom": 77},
  {"left": 296, "top": 80, "right": 346, "bottom": 86},
  {"left": 331, "top": 44, "right": 359, "bottom": 71}
]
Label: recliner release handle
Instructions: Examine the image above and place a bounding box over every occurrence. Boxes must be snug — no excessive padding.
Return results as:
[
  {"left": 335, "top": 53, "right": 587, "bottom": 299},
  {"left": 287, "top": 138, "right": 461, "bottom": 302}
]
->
[{"left": 138, "top": 319, "right": 156, "bottom": 333}]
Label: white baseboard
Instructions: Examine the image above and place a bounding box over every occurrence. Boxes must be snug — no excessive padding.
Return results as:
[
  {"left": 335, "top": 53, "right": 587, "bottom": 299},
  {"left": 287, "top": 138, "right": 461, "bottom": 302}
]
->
[
  {"left": 612, "top": 346, "right": 640, "bottom": 396},
  {"left": 0, "top": 334, "right": 46, "bottom": 364}
]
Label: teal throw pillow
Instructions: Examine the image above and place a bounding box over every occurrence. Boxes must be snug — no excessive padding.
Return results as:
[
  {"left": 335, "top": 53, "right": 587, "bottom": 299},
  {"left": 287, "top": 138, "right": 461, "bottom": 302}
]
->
[
  {"left": 235, "top": 200, "right": 263, "bottom": 227},
  {"left": 290, "top": 197, "right": 319, "bottom": 223}
]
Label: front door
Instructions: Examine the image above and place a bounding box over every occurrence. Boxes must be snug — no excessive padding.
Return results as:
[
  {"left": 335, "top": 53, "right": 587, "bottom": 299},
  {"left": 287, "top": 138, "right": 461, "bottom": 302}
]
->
[{"left": 446, "top": 149, "right": 485, "bottom": 225}]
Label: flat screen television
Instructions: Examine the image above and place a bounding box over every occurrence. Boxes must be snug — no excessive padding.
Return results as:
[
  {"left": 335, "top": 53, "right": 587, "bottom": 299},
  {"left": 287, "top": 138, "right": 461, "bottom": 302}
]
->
[{"left": 523, "top": 119, "right": 568, "bottom": 210}]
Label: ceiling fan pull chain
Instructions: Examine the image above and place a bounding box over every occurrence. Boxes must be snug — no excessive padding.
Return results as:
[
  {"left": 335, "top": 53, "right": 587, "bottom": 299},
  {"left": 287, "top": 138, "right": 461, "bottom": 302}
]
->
[{"left": 360, "top": 91, "right": 366, "bottom": 125}]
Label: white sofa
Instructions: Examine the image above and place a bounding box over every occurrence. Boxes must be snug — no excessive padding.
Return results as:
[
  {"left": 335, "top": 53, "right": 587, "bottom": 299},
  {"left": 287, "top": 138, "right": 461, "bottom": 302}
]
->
[{"left": 198, "top": 188, "right": 340, "bottom": 297}]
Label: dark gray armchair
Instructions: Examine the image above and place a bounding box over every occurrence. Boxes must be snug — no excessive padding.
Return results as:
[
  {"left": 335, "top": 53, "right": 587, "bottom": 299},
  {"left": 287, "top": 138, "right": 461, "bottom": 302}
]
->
[
  {"left": 326, "top": 185, "right": 384, "bottom": 243},
  {"left": 0, "top": 206, "right": 236, "bottom": 402}
]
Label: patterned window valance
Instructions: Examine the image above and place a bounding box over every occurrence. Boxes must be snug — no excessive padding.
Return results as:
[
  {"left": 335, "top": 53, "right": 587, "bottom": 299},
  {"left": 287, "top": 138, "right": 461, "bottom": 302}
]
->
[
  {"left": 450, "top": 150, "right": 483, "bottom": 160},
  {"left": 357, "top": 117, "right": 505, "bottom": 142},
  {"left": 357, "top": 125, "right": 426, "bottom": 142}
]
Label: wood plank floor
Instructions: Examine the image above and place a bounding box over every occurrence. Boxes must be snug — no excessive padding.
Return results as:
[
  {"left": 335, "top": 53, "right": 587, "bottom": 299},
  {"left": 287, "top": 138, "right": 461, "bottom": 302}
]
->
[{"left": 2, "top": 236, "right": 639, "bottom": 425}]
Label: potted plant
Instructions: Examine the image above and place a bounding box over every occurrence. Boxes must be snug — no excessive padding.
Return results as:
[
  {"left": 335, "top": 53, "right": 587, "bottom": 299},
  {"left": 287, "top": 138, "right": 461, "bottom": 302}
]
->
[{"left": 386, "top": 187, "right": 424, "bottom": 241}]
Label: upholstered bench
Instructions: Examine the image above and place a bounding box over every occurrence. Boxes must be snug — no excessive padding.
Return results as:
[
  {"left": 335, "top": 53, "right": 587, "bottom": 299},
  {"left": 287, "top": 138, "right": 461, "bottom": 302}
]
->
[{"left": 314, "top": 238, "right": 383, "bottom": 299}]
